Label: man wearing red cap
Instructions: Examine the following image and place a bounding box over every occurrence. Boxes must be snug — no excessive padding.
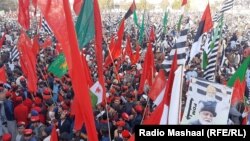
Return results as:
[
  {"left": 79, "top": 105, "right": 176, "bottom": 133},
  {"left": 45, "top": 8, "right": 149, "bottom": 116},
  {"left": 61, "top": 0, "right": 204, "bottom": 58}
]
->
[
  {"left": 16, "top": 121, "right": 25, "bottom": 141},
  {"left": 14, "top": 96, "right": 29, "bottom": 125},
  {"left": 114, "top": 120, "right": 126, "bottom": 139},
  {"left": 30, "top": 115, "right": 45, "bottom": 140},
  {"left": 23, "top": 129, "right": 38, "bottom": 141}
]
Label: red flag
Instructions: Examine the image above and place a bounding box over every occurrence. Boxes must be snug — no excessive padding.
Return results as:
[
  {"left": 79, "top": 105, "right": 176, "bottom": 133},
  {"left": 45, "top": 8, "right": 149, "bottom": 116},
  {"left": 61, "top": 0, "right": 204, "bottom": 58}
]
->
[
  {"left": 138, "top": 43, "right": 155, "bottom": 94},
  {"left": 50, "top": 126, "right": 58, "bottom": 141},
  {"left": 231, "top": 79, "right": 245, "bottom": 106},
  {"left": 81, "top": 53, "right": 93, "bottom": 86},
  {"left": 73, "top": 0, "right": 84, "bottom": 15},
  {"left": 181, "top": 0, "right": 187, "bottom": 6},
  {"left": 114, "top": 19, "right": 125, "bottom": 60},
  {"left": 93, "top": 0, "right": 106, "bottom": 104},
  {"left": 125, "top": 35, "right": 133, "bottom": 60},
  {"left": 202, "top": 4, "right": 213, "bottom": 33},
  {"left": 164, "top": 50, "right": 178, "bottom": 106},
  {"left": 18, "top": 0, "right": 30, "bottom": 30},
  {"left": 0, "top": 67, "right": 7, "bottom": 83},
  {"left": 131, "top": 43, "right": 140, "bottom": 65},
  {"left": 17, "top": 32, "right": 37, "bottom": 93},
  {"left": 105, "top": 19, "right": 125, "bottom": 67},
  {"left": 32, "top": 35, "right": 40, "bottom": 56},
  {"left": 19, "top": 54, "right": 28, "bottom": 77},
  {"left": 148, "top": 70, "right": 166, "bottom": 101},
  {"left": 143, "top": 101, "right": 166, "bottom": 124},
  {"left": 0, "top": 33, "right": 6, "bottom": 49},
  {"left": 105, "top": 36, "right": 116, "bottom": 67},
  {"left": 37, "top": 0, "right": 98, "bottom": 140}
]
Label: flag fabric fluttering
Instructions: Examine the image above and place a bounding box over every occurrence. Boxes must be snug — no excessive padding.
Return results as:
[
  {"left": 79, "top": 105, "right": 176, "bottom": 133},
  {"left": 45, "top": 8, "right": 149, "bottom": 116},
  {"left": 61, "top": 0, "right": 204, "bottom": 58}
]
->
[
  {"left": 163, "top": 11, "right": 168, "bottom": 34},
  {"left": 203, "top": 17, "right": 223, "bottom": 81},
  {"left": 213, "top": 0, "right": 234, "bottom": 22},
  {"left": 90, "top": 81, "right": 103, "bottom": 106},
  {"left": 17, "top": 32, "right": 37, "bottom": 93},
  {"left": 0, "top": 33, "right": 6, "bottom": 49},
  {"left": 9, "top": 46, "right": 20, "bottom": 63},
  {"left": 75, "top": 0, "right": 95, "bottom": 49},
  {"left": 48, "top": 54, "right": 68, "bottom": 78},
  {"left": 50, "top": 126, "right": 58, "bottom": 141},
  {"left": 73, "top": 0, "right": 84, "bottom": 15},
  {"left": 220, "top": 0, "right": 234, "bottom": 13},
  {"left": 144, "top": 52, "right": 178, "bottom": 125},
  {"left": 139, "top": 13, "right": 145, "bottom": 45},
  {"left": 168, "top": 66, "right": 183, "bottom": 124},
  {"left": 231, "top": 79, "right": 245, "bottom": 106},
  {"left": 124, "top": 35, "right": 133, "bottom": 61},
  {"left": 227, "top": 56, "right": 250, "bottom": 87},
  {"left": 189, "top": 3, "right": 213, "bottom": 62},
  {"left": 0, "top": 67, "right": 7, "bottom": 83},
  {"left": 181, "top": 0, "right": 188, "bottom": 6},
  {"left": 37, "top": 0, "right": 98, "bottom": 140},
  {"left": 138, "top": 43, "right": 155, "bottom": 94},
  {"left": 41, "top": 18, "right": 53, "bottom": 35},
  {"left": 162, "top": 29, "right": 188, "bottom": 71},
  {"left": 18, "top": 0, "right": 30, "bottom": 30},
  {"left": 148, "top": 69, "right": 167, "bottom": 102},
  {"left": 124, "top": 0, "right": 136, "bottom": 20},
  {"left": 133, "top": 10, "right": 140, "bottom": 28},
  {"left": 177, "top": 14, "right": 183, "bottom": 31}
]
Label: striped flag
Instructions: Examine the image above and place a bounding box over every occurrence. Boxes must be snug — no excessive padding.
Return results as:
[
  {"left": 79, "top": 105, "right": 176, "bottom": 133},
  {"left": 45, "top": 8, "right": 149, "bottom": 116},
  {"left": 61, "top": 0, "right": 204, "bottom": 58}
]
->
[
  {"left": 203, "top": 17, "right": 223, "bottom": 81},
  {"left": 213, "top": 0, "right": 234, "bottom": 22},
  {"left": 220, "top": 0, "right": 234, "bottom": 13},
  {"left": 162, "top": 29, "right": 188, "bottom": 71},
  {"left": 9, "top": 46, "right": 19, "bottom": 62},
  {"left": 41, "top": 18, "right": 53, "bottom": 35}
]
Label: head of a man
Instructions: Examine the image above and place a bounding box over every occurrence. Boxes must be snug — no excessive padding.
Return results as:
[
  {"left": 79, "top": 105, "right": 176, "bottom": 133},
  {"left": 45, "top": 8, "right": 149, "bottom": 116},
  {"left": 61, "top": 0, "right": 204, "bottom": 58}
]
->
[{"left": 198, "top": 101, "right": 217, "bottom": 125}]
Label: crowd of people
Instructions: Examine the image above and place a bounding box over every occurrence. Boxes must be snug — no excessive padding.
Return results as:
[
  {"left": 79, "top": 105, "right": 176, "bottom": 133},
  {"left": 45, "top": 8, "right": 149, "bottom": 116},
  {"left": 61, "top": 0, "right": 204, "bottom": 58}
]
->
[{"left": 0, "top": 6, "right": 250, "bottom": 141}]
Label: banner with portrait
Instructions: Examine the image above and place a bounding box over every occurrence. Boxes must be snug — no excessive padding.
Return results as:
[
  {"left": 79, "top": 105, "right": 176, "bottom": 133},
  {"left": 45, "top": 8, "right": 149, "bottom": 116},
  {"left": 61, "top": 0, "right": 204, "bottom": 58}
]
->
[{"left": 181, "top": 78, "right": 233, "bottom": 125}]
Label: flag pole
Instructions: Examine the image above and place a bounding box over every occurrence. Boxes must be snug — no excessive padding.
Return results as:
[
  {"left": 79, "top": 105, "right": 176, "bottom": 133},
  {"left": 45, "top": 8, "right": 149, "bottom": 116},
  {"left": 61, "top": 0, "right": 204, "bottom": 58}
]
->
[
  {"left": 178, "top": 65, "right": 184, "bottom": 124},
  {"left": 140, "top": 90, "right": 150, "bottom": 124}
]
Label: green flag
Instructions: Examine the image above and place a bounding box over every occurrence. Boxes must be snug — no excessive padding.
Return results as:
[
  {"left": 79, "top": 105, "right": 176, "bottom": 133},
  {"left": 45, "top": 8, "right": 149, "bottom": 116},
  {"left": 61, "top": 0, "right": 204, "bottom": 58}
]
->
[
  {"left": 202, "top": 51, "right": 208, "bottom": 70},
  {"left": 48, "top": 54, "right": 68, "bottom": 78},
  {"left": 177, "top": 14, "right": 183, "bottom": 31},
  {"left": 163, "top": 11, "right": 168, "bottom": 34},
  {"left": 133, "top": 10, "right": 140, "bottom": 28},
  {"left": 227, "top": 56, "right": 250, "bottom": 87},
  {"left": 75, "top": 0, "right": 95, "bottom": 49},
  {"left": 209, "top": 16, "right": 223, "bottom": 53},
  {"left": 139, "top": 12, "right": 145, "bottom": 45}
]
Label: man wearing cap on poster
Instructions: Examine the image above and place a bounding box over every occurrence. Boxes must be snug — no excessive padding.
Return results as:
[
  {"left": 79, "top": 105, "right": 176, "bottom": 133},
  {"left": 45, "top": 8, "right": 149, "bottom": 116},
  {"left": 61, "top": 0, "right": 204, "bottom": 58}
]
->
[
  {"left": 189, "top": 101, "right": 217, "bottom": 125},
  {"left": 16, "top": 121, "right": 25, "bottom": 141}
]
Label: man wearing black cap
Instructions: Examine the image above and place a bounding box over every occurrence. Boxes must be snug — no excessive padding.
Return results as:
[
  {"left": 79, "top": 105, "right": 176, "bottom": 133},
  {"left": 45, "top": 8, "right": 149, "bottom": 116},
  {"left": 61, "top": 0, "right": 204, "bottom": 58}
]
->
[{"left": 189, "top": 101, "right": 217, "bottom": 125}]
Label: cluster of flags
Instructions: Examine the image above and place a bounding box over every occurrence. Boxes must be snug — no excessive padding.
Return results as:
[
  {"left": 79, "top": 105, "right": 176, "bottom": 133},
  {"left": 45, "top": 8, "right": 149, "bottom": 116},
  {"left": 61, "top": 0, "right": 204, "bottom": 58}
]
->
[{"left": 6, "top": 0, "right": 247, "bottom": 140}]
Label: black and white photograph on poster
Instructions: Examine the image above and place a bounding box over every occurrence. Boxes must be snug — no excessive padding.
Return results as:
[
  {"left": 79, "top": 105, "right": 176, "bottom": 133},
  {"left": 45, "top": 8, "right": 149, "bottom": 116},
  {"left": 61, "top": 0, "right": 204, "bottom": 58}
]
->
[{"left": 181, "top": 78, "right": 233, "bottom": 125}]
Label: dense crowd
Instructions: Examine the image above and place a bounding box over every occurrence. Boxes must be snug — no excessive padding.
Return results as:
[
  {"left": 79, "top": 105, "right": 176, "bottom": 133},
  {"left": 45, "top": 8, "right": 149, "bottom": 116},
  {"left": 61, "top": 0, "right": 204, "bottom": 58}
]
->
[{"left": 0, "top": 8, "right": 250, "bottom": 141}]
